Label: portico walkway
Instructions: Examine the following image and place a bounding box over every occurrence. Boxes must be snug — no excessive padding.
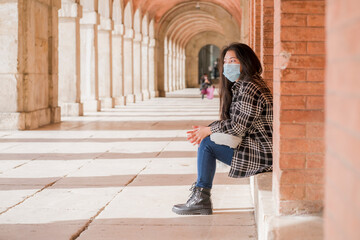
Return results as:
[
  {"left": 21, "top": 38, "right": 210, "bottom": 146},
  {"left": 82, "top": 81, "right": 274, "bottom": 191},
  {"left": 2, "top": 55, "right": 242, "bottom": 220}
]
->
[{"left": 0, "top": 89, "right": 256, "bottom": 240}]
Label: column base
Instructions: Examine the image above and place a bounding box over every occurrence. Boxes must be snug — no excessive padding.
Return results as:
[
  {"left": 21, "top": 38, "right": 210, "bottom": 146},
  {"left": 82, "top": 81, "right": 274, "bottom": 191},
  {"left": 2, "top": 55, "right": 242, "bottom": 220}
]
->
[
  {"left": 100, "top": 97, "right": 113, "bottom": 109},
  {"left": 142, "top": 91, "right": 150, "bottom": 100},
  {"left": 112, "top": 96, "right": 126, "bottom": 106},
  {"left": 135, "top": 93, "right": 143, "bottom": 102},
  {"left": 60, "top": 102, "right": 84, "bottom": 116},
  {"left": 126, "top": 94, "right": 135, "bottom": 104},
  {"left": 150, "top": 90, "right": 158, "bottom": 98},
  {"left": 82, "top": 99, "right": 101, "bottom": 112},
  {"left": 252, "top": 172, "right": 323, "bottom": 240},
  {"left": 0, "top": 107, "right": 61, "bottom": 130}
]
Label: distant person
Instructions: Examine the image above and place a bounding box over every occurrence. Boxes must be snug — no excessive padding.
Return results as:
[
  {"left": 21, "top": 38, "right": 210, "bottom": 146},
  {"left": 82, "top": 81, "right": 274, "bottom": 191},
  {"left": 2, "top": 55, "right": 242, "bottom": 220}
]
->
[
  {"left": 199, "top": 73, "right": 212, "bottom": 99},
  {"left": 172, "top": 43, "right": 273, "bottom": 215}
]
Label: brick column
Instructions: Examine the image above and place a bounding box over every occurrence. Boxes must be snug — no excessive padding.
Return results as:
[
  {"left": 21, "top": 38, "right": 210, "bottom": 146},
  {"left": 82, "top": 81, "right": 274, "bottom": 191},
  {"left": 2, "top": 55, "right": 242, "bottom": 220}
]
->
[
  {"left": 273, "top": 0, "right": 326, "bottom": 214},
  {"left": 325, "top": 0, "right": 360, "bottom": 239},
  {"left": 260, "top": 0, "right": 274, "bottom": 91}
]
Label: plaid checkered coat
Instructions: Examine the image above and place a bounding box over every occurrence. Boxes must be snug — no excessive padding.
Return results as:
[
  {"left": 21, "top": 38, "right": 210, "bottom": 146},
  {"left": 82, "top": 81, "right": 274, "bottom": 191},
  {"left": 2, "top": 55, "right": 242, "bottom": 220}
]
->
[{"left": 209, "top": 78, "right": 273, "bottom": 178}]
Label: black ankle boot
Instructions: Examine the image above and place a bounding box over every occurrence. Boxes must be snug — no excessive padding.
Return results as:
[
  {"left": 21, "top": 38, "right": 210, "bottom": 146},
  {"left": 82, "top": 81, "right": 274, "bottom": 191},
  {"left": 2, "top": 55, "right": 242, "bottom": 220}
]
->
[{"left": 172, "top": 183, "right": 212, "bottom": 215}]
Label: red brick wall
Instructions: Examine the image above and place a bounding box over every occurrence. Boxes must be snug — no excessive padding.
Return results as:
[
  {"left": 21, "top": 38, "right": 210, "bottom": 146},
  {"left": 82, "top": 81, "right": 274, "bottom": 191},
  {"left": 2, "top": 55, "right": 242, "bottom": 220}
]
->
[
  {"left": 324, "top": 0, "right": 360, "bottom": 239},
  {"left": 249, "top": 0, "right": 261, "bottom": 57},
  {"left": 273, "top": 0, "right": 325, "bottom": 214}
]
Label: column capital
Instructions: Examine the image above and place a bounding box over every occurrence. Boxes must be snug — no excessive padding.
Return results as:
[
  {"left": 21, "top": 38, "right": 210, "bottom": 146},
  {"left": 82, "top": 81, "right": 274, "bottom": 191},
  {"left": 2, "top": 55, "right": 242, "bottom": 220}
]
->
[
  {"left": 112, "top": 24, "right": 124, "bottom": 35},
  {"left": 149, "top": 38, "right": 156, "bottom": 47},
  {"left": 58, "top": 3, "right": 82, "bottom": 18},
  {"left": 124, "top": 27, "right": 134, "bottom": 39},
  {"left": 142, "top": 36, "right": 149, "bottom": 44},
  {"left": 133, "top": 32, "right": 142, "bottom": 42},
  {"left": 80, "top": 11, "right": 99, "bottom": 25},
  {"left": 98, "top": 17, "right": 113, "bottom": 31}
]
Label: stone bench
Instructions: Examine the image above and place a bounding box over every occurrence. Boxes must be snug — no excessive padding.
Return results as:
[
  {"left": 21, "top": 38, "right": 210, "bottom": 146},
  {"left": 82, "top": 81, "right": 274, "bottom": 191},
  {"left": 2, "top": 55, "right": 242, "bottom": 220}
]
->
[{"left": 251, "top": 172, "right": 323, "bottom": 240}]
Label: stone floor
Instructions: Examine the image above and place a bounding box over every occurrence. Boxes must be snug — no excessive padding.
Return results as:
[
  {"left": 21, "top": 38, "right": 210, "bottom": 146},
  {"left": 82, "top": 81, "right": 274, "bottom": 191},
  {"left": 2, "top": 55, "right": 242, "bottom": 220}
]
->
[{"left": 0, "top": 89, "right": 257, "bottom": 240}]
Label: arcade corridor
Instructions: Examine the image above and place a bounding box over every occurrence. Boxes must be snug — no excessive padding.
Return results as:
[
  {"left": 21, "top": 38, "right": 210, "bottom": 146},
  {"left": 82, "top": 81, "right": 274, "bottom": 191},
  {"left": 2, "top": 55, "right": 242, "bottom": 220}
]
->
[{"left": 0, "top": 0, "right": 359, "bottom": 239}]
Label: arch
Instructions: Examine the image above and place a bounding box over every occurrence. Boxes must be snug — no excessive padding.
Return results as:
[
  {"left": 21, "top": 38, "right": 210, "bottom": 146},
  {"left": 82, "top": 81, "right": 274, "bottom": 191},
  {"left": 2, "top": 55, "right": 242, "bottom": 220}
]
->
[
  {"left": 80, "top": 0, "right": 98, "bottom": 11},
  {"left": 142, "top": 13, "right": 148, "bottom": 36},
  {"left": 124, "top": 0, "right": 133, "bottom": 28},
  {"left": 149, "top": 18, "right": 155, "bottom": 38},
  {"left": 112, "top": 0, "right": 123, "bottom": 24},
  {"left": 185, "top": 31, "right": 228, "bottom": 88},
  {"left": 155, "top": 2, "right": 240, "bottom": 95},
  {"left": 198, "top": 44, "right": 221, "bottom": 81},
  {"left": 141, "top": 0, "right": 242, "bottom": 28}
]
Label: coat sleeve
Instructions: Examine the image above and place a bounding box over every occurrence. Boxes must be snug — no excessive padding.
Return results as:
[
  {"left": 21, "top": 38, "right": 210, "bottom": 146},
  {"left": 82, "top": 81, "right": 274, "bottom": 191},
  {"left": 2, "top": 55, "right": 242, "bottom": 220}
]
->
[{"left": 210, "top": 83, "right": 263, "bottom": 137}]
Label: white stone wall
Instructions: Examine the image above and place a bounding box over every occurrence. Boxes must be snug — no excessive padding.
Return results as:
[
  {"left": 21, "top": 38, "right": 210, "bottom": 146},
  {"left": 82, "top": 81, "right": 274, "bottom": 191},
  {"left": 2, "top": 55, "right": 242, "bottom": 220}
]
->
[{"left": 0, "top": 0, "right": 61, "bottom": 130}]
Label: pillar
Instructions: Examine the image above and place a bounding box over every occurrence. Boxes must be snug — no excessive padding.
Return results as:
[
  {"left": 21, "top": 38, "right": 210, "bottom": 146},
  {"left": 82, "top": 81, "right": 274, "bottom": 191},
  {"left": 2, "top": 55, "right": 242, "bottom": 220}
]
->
[
  {"left": 260, "top": 0, "right": 274, "bottom": 91},
  {"left": 167, "top": 40, "right": 173, "bottom": 92},
  {"left": 58, "top": 0, "right": 83, "bottom": 116},
  {"left": 164, "top": 38, "right": 169, "bottom": 93},
  {"left": 112, "top": 23, "right": 125, "bottom": 106},
  {"left": 98, "top": 14, "right": 113, "bottom": 108},
  {"left": 79, "top": 6, "right": 101, "bottom": 112},
  {"left": 272, "top": 0, "right": 325, "bottom": 215},
  {"left": 123, "top": 2, "right": 134, "bottom": 104},
  {"left": 123, "top": 26, "right": 134, "bottom": 103},
  {"left": 133, "top": 28, "right": 143, "bottom": 101},
  {"left": 148, "top": 35, "right": 157, "bottom": 98},
  {"left": 182, "top": 48, "right": 186, "bottom": 89},
  {"left": 0, "top": 0, "right": 61, "bottom": 130},
  {"left": 172, "top": 42, "right": 177, "bottom": 91},
  {"left": 141, "top": 35, "right": 150, "bottom": 100},
  {"left": 325, "top": 0, "right": 360, "bottom": 239}
]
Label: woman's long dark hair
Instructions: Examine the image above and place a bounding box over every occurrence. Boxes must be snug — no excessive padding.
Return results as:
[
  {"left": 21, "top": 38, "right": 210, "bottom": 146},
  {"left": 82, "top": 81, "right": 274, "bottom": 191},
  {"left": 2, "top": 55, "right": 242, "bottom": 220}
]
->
[{"left": 219, "top": 43, "right": 263, "bottom": 120}]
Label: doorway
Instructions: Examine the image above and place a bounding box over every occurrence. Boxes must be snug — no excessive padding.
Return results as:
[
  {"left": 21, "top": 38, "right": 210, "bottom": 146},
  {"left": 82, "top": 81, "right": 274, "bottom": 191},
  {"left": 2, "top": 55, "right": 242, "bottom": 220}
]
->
[{"left": 198, "top": 44, "right": 220, "bottom": 84}]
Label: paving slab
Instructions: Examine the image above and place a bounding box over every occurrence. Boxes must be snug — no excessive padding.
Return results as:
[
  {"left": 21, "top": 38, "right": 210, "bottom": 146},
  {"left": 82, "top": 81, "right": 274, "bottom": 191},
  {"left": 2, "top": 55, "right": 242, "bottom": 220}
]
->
[{"left": 0, "top": 89, "right": 256, "bottom": 240}]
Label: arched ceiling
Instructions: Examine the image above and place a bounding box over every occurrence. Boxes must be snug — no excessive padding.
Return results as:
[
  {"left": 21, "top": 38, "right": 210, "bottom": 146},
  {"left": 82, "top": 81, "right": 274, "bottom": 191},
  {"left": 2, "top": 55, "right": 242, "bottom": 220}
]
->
[
  {"left": 129, "top": 0, "right": 242, "bottom": 27},
  {"left": 155, "top": 1, "right": 240, "bottom": 48}
]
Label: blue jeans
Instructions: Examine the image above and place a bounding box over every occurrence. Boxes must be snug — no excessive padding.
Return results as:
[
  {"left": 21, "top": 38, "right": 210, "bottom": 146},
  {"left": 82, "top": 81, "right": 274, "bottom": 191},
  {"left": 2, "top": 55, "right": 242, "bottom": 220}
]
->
[{"left": 196, "top": 136, "right": 234, "bottom": 189}]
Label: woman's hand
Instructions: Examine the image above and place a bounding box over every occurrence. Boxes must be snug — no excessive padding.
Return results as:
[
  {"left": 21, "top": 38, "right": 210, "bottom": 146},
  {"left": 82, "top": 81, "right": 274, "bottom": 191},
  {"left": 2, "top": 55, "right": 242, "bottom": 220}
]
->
[{"left": 186, "top": 125, "right": 212, "bottom": 145}]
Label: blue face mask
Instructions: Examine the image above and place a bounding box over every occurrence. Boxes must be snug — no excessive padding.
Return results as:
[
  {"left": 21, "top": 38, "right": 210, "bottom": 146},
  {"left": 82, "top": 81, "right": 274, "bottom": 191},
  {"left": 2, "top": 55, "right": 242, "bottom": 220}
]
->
[{"left": 223, "top": 64, "right": 241, "bottom": 82}]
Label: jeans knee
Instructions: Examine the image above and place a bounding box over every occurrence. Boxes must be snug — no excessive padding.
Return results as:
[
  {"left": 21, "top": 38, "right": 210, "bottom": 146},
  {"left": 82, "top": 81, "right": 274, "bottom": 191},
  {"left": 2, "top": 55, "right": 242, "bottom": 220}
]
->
[{"left": 199, "top": 136, "right": 213, "bottom": 151}]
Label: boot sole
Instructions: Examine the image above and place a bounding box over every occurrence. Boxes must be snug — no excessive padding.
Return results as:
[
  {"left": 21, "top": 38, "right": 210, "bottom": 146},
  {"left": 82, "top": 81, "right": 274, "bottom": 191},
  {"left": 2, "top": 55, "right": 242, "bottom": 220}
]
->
[{"left": 172, "top": 208, "right": 213, "bottom": 215}]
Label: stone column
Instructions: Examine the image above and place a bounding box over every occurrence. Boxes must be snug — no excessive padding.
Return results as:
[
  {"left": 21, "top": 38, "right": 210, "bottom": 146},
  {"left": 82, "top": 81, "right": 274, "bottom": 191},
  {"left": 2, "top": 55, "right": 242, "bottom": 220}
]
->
[
  {"left": 123, "top": 26, "right": 134, "bottom": 103},
  {"left": 141, "top": 35, "right": 150, "bottom": 100},
  {"left": 176, "top": 46, "right": 181, "bottom": 90},
  {"left": 171, "top": 43, "right": 176, "bottom": 92},
  {"left": 164, "top": 39, "right": 169, "bottom": 93},
  {"left": 173, "top": 44, "right": 177, "bottom": 91},
  {"left": 97, "top": 15, "right": 113, "bottom": 108},
  {"left": 148, "top": 38, "right": 157, "bottom": 97},
  {"left": 58, "top": 1, "right": 83, "bottom": 116},
  {"left": 112, "top": 24, "right": 125, "bottom": 106},
  {"left": 133, "top": 31, "right": 143, "bottom": 101},
  {"left": 167, "top": 41, "right": 173, "bottom": 92},
  {"left": 182, "top": 49, "right": 186, "bottom": 89},
  {"left": 0, "top": 0, "right": 61, "bottom": 130},
  {"left": 79, "top": 9, "right": 101, "bottom": 112}
]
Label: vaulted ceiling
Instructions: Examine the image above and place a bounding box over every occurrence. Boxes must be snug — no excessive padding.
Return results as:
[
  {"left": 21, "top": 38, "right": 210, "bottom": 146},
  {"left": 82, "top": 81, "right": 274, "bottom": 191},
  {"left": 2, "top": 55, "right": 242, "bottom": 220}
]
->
[{"left": 129, "top": 0, "right": 242, "bottom": 27}]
